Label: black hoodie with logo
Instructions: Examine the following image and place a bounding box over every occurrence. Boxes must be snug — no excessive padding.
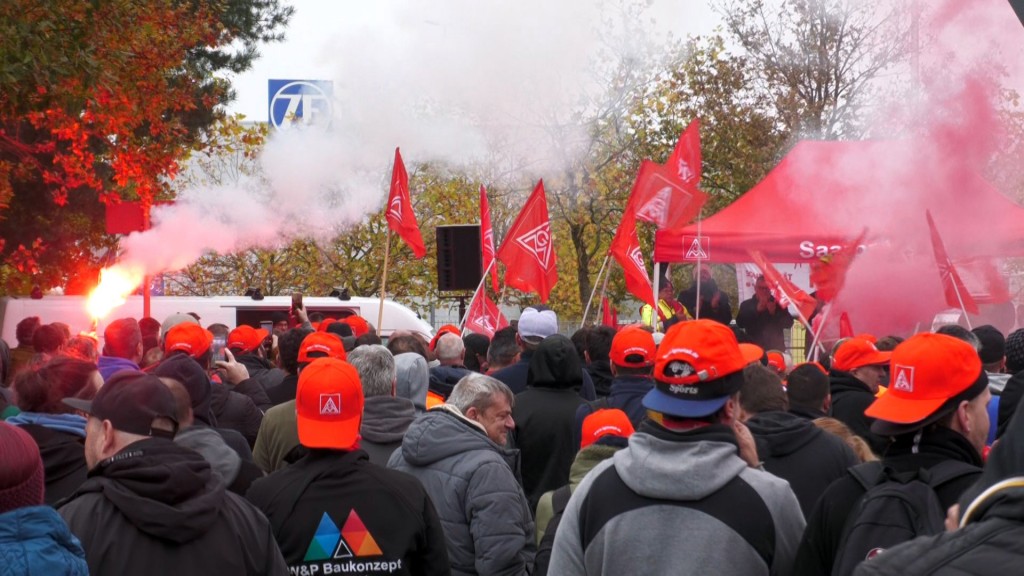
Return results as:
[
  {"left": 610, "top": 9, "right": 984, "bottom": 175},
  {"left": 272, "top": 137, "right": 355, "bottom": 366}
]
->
[
  {"left": 246, "top": 449, "right": 450, "bottom": 576},
  {"left": 57, "top": 438, "right": 287, "bottom": 575},
  {"left": 745, "top": 410, "right": 859, "bottom": 517}
]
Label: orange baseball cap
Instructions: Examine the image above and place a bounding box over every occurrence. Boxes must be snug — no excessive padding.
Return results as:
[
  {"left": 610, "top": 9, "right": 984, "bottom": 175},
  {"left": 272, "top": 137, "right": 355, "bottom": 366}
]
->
[
  {"left": 298, "top": 332, "right": 347, "bottom": 363},
  {"left": 645, "top": 320, "right": 747, "bottom": 418},
  {"left": 766, "top": 351, "right": 786, "bottom": 373},
  {"left": 610, "top": 327, "right": 656, "bottom": 368},
  {"left": 430, "top": 324, "right": 461, "bottom": 351},
  {"left": 296, "top": 358, "right": 364, "bottom": 450},
  {"left": 343, "top": 316, "right": 370, "bottom": 338},
  {"left": 164, "top": 323, "right": 213, "bottom": 358},
  {"left": 739, "top": 343, "right": 765, "bottom": 366},
  {"left": 866, "top": 333, "right": 987, "bottom": 434},
  {"left": 227, "top": 325, "right": 269, "bottom": 354},
  {"left": 580, "top": 409, "right": 635, "bottom": 449},
  {"left": 832, "top": 337, "right": 891, "bottom": 372}
]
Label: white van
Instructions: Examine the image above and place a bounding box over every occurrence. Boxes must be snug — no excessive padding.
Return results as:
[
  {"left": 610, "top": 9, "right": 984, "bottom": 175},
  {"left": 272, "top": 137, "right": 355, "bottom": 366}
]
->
[{"left": 0, "top": 295, "right": 433, "bottom": 346}]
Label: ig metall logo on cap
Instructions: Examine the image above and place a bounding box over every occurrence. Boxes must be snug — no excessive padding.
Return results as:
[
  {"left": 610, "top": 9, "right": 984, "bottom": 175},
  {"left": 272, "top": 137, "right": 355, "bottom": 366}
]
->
[{"left": 268, "top": 79, "right": 334, "bottom": 130}]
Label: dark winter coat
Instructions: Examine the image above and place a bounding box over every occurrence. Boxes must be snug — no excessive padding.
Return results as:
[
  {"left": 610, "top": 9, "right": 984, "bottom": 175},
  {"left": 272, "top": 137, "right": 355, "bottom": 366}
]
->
[
  {"left": 829, "top": 370, "right": 890, "bottom": 455},
  {"left": 210, "top": 383, "right": 264, "bottom": 447},
  {"left": 854, "top": 402, "right": 1024, "bottom": 576},
  {"left": 428, "top": 364, "right": 472, "bottom": 399},
  {"left": 0, "top": 506, "right": 88, "bottom": 576},
  {"left": 572, "top": 374, "right": 653, "bottom": 449},
  {"left": 360, "top": 395, "right": 416, "bottom": 466},
  {"left": 175, "top": 426, "right": 264, "bottom": 495},
  {"left": 235, "top": 353, "right": 286, "bottom": 392},
  {"left": 585, "top": 359, "right": 613, "bottom": 397},
  {"left": 735, "top": 296, "right": 794, "bottom": 351},
  {"left": 793, "top": 426, "right": 983, "bottom": 576},
  {"left": 678, "top": 283, "right": 733, "bottom": 325},
  {"left": 246, "top": 449, "right": 450, "bottom": 576},
  {"left": 514, "top": 335, "right": 588, "bottom": 511},
  {"left": 388, "top": 407, "right": 536, "bottom": 576},
  {"left": 266, "top": 373, "right": 298, "bottom": 406},
  {"left": 745, "top": 410, "right": 860, "bottom": 517},
  {"left": 57, "top": 437, "right": 288, "bottom": 575}
]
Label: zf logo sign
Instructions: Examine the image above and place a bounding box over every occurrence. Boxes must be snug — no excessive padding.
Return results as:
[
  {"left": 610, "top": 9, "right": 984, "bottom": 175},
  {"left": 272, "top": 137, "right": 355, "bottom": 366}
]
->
[{"left": 268, "top": 79, "right": 333, "bottom": 130}]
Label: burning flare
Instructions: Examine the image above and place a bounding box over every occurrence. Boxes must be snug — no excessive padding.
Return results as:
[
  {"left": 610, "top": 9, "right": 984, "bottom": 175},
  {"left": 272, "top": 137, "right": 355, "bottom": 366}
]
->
[{"left": 86, "top": 265, "right": 144, "bottom": 321}]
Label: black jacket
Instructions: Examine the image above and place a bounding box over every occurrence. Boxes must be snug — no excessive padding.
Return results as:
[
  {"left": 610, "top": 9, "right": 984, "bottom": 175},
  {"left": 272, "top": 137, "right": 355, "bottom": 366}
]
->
[
  {"left": 210, "top": 383, "right": 264, "bottom": 447},
  {"left": 585, "top": 359, "right": 614, "bottom": 397},
  {"left": 829, "top": 370, "right": 889, "bottom": 455},
  {"left": 246, "top": 449, "right": 450, "bottom": 576},
  {"left": 735, "top": 296, "right": 793, "bottom": 351},
  {"left": 236, "top": 354, "right": 286, "bottom": 391},
  {"left": 793, "top": 426, "right": 983, "bottom": 576},
  {"left": 678, "top": 284, "right": 732, "bottom": 325},
  {"left": 266, "top": 373, "right": 298, "bottom": 406},
  {"left": 17, "top": 424, "right": 88, "bottom": 505},
  {"left": 512, "top": 335, "right": 588, "bottom": 512},
  {"left": 492, "top": 349, "right": 597, "bottom": 400},
  {"left": 855, "top": 401, "right": 1024, "bottom": 576},
  {"left": 997, "top": 369, "right": 1024, "bottom": 438},
  {"left": 58, "top": 438, "right": 287, "bottom": 575},
  {"left": 745, "top": 410, "right": 859, "bottom": 517}
]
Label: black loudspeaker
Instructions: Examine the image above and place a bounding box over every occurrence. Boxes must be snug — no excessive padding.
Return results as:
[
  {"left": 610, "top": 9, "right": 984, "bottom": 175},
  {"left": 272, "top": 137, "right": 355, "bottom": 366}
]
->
[{"left": 436, "top": 225, "right": 482, "bottom": 292}]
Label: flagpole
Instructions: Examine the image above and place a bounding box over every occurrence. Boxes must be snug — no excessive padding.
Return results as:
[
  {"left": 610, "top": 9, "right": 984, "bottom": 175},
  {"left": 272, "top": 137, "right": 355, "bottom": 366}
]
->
[
  {"left": 951, "top": 280, "right": 974, "bottom": 330},
  {"left": 808, "top": 303, "right": 832, "bottom": 362},
  {"left": 459, "top": 260, "right": 496, "bottom": 329},
  {"left": 378, "top": 229, "right": 392, "bottom": 333},
  {"left": 580, "top": 254, "right": 611, "bottom": 329},
  {"left": 694, "top": 208, "right": 704, "bottom": 319}
]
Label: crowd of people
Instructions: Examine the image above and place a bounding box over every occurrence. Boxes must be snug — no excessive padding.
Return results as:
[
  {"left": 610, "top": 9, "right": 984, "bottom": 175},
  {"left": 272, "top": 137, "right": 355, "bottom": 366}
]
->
[{"left": 1, "top": 283, "right": 1024, "bottom": 575}]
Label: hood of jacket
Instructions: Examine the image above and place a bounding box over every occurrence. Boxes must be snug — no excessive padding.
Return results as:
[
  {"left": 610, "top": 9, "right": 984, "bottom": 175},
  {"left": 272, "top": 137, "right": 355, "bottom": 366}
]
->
[
  {"left": 75, "top": 437, "right": 226, "bottom": 544},
  {"left": 745, "top": 410, "right": 821, "bottom": 458},
  {"left": 829, "top": 370, "right": 873, "bottom": 396},
  {"left": 7, "top": 412, "right": 87, "bottom": 437},
  {"left": 569, "top": 444, "right": 621, "bottom": 489},
  {"left": 174, "top": 426, "right": 241, "bottom": 485},
  {"left": 399, "top": 406, "right": 518, "bottom": 471},
  {"left": 614, "top": 422, "right": 747, "bottom": 501},
  {"left": 395, "top": 352, "right": 429, "bottom": 413},
  {"left": 958, "top": 392, "right": 1024, "bottom": 525},
  {"left": 361, "top": 395, "right": 415, "bottom": 443},
  {"left": 528, "top": 334, "right": 583, "bottom": 390},
  {"left": 428, "top": 365, "right": 471, "bottom": 397},
  {"left": 587, "top": 359, "right": 614, "bottom": 396}
]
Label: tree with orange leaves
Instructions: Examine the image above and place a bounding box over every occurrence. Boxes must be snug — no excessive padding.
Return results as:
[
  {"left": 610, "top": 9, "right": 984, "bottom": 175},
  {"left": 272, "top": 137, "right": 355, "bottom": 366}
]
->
[{"left": 0, "top": 0, "right": 291, "bottom": 293}]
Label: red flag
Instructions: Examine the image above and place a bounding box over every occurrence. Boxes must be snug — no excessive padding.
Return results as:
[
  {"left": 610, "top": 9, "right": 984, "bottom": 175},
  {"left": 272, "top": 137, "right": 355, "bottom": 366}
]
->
[
  {"left": 496, "top": 180, "right": 558, "bottom": 302},
  {"left": 926, "top": 211, "right": 979, "bottom": 314},
  {"left": 631, "top": 160, "right": 708, "bottom": 231},
  {"left": 601, "top": 296, "right": 618, "bottom": 329},
  {"left": 748, "top": 249, "right": 818, "bottom": 322},
  {"left": 464, "top": 286, "right": 509, "bottom": 338},
  {"left": 608, "top": 200, "right": 655, "bottom": 307},
  {"left": 666, "top": 118, "right": 702, "bottom": 187},
  {"left": 958, "top": 258, "right": 1011, "bottom": 304},
  {"left": 839, "top": 312, "right": 855, "bottom": 339},
  {"left": 385, "top": 148, "right": 426, "bottom": 258},
  {"left": 479, "top": 185, "right": 500, "bottom": 292},
  {"left": 809, "top": 229, "right": 867, "bottom": 302}
]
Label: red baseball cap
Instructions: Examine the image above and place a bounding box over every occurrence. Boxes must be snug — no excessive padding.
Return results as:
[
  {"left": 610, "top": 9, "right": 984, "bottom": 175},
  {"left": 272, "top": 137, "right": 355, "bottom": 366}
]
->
[
  {"left": 610, "top": 327, "right": 656, "bottom": 368},
  {"left": 866, "top": 333, "right": 987, "bottom": 434},
  {"left": 164, "top": 323, "right": 213, "bottom": 358},
  {"left": 344, "top": 316, "right": 371, "bottom": 338},
  {"left": 739, "top": 343, "right": 765, "bottom": 366},
  {"left": 430, "top": 325, "right": 461, "bottom": 351},
  {"left": 227, "top": 325, "right": 269, "bottom": 354},
  {"left": 832, "top": 337, "right": 891, "bottom": 372},
  {"left": 296, "top": 358, "right": 364, "bottom": 450},
  {"left": 580, "top": 409, "right": 635, "bottom": 449},
  {"left": 766, "top": 351, "right": 786, "bottom": 373},
  {"left": 645, "top": 320, "right": 747, "bottom": 418},
  {"left": 298, "top": 332, "right": 347, "bottom": 363}
]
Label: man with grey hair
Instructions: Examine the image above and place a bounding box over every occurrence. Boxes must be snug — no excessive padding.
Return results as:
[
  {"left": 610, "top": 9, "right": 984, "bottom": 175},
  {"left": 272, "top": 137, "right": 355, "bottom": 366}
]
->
[
  {"left": 429, "top": 332, "right": 472, "bottom": 400},
  {"left": 347, "top": 344, "right": 415, "bottom": 465},
  {"left": 389, "top": 374, "right": 535, "bottom": 576}
]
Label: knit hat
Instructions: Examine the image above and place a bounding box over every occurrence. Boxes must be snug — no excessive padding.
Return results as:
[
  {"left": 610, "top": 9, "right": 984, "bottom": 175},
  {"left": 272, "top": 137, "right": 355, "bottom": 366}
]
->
[
  {"left": 1006, "top": 328, "right": 1024, "bottom": 373},
  {"left": 580, "top": 409, "right": 635, "bottom": 449},
  {"left": 0, "top": 422, "right": 44, "bottom": 514}
]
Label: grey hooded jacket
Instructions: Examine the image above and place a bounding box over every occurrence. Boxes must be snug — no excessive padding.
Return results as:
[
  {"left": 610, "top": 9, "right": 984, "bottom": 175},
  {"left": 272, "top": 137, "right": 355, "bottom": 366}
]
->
[
  {"left": 388, "top": 406, "right": 535, "bottom": 576},
  {"left": 549, "top": 425, "right": 805, "bottom": 576}
]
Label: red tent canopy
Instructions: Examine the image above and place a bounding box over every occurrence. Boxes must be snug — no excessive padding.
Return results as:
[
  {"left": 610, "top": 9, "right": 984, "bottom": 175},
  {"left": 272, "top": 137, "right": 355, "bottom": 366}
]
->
[{"left": 655, "top": 140, "right": 1024, "bottom": 264}]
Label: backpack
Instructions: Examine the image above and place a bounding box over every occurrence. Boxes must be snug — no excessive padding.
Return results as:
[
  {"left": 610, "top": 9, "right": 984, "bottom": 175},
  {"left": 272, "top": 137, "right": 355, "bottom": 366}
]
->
[{"left": 831, "top": 460, "right": 978, "bottom": 576}]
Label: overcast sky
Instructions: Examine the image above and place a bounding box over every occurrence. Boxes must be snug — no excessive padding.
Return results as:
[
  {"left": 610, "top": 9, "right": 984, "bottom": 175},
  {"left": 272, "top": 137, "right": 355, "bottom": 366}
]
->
[{"left": 226, "top": 0, "right": 724, "bottom": 121}]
